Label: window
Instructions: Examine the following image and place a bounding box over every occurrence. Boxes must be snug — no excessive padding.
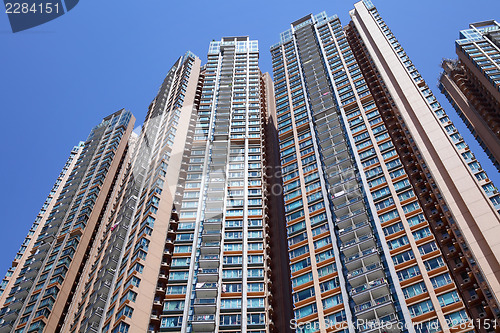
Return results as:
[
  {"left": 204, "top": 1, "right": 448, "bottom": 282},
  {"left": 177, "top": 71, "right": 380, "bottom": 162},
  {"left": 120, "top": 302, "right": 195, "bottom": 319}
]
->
[
  {"left": 322, "top": 294, "right": 342, "bottom": 309},
  {"left": 293, "top": 287, "right": 315, "bottom": 303},
  {"left": 430, "top": 273, "right": 452, "bottom": 288},
  {"left": 220, "top": 298, "right": 242, "bottom": 309},
  {"left": 437, "top": 291, "right": 460, "bottom": 307},
  {"left": 379, "top": 209, "right": 399, "bottom": 222},
  {"left": 383, "top": 222, "right": 403, "bottom": 236},
  {"left": 247, "top": 313, "right": 265, "bottom": 325},
  {"left": 402, "top": 201, "right": 420, "bottom": 214},
  {"left": 397, "top": 265, "right": 420, "bottom": 281},
  {"left": 444, "top": 310, "right": 469, "bottom": 327},
  {"left": 248, "top": 298, "right": 265, "bottom": 308},
  {"left": 408, "top": 299, "right": 434, "bottom": 317},
  {"left": 163, "top": 300, "right": 184, "bottom": 311},
  {"left": 408, "top": 214, "right": 425, "bottom": 226},
  {"left": 318, "top": 263, "right": 335, "bottom": 277},
  {"left": 415, "top": 319, "right": 441, "bottom": 333},
  {"left": 294, "top": 303, "right": 317, "bottom": 319},
  {"left": 388, "top": 235, "right": 409, "bottom": 250},
  {"left": 315, "top": 249, "right": 333, "bottom": 263},
  {"left": 220, "top": 314, "right": 241, "bottom": 326},
  {"left": 418, "top": 241, "right": 438, "bottom": 255},
  {"left": 402, "top": 282, "right": 426, "bottom": 298},
  {"left": 292, "top": 272, "right": 312, "bottom": 288},
  {"left": 320, "top": 277, "right": 339, "bottom": 292},
  {"left": 413, "top": 227, "right": 432, "bottom": 240},
  {"left": 424, "top": 257, "right": 445, "bottom": 271},
  {"left": 393, "top": 250, "right": 414, "bottom": 265}
]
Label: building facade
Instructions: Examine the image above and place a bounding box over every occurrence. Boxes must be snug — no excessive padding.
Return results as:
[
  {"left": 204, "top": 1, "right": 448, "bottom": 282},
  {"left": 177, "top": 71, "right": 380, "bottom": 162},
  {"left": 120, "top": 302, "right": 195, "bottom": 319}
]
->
[
  {"left": 0, "top": 110, "right": 135, "bottom": 332},
  {"left": 271, "top": 1, "right": 500, "bottom": 333},
  {"left": 439, "top": 20, "right": 500, "bottom": 171},
  {"left": 1, "top": 3, "right": 500, "bottom": 333}
]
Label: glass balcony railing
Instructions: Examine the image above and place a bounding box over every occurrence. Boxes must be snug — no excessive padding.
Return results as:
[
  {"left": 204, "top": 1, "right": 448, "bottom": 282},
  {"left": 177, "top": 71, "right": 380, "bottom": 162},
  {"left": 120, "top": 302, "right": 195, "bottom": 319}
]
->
[
  {"left": 350, "top": 278, "right": 387, "bottom": 296},
  {"left": 192, "top": 314, "right": 215, "bottom": 321},
  {"left": 347, "top": 262, "right": 381, "bottom": 279},
  {"left": 344, "top": 247, "right": 378, "bottom": 264},
  {"left": 354, "top": 295, "right": 392, "bottom": 313}
]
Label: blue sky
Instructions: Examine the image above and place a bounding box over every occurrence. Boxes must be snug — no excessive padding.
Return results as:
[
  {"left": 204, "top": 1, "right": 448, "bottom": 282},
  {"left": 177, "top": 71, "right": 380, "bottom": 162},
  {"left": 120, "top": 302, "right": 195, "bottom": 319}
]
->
[{"left": 0, "top": 0, "right": 499, "bottom": 277}]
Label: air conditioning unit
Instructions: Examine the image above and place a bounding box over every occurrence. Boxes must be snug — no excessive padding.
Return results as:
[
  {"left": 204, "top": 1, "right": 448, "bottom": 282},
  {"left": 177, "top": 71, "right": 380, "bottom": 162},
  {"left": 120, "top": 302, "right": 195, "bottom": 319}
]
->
[
  {"left": 479, "top": 312, "right": 487, "bottom": 318},
  {"left": 456, "top": 263, "right": 463, "bottom": 268},
  {"left": 463, "top": 278, "right": 470, "bottom": 284},
  {"left": 470, "top": 295, "right": 478, "bottom": 301}
]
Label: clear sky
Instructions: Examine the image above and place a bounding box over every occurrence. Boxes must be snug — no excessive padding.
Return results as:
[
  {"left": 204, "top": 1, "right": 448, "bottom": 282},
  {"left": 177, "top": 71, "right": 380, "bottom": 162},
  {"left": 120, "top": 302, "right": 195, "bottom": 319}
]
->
[{"left": 0, "top": 0, "right": 499, "bottom": 277}]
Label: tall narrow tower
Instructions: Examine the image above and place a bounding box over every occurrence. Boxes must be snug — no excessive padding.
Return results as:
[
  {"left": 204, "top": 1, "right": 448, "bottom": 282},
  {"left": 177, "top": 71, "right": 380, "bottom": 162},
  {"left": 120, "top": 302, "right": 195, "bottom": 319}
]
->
[
  {"left": 271, "top": 1, "right": 500, "bottom": 332},
  {"left": 439, "top": 20, "right": 500, "bottom": 171},
  {"left": 0, "top": 110, "right": 135, "bottom": 333}
]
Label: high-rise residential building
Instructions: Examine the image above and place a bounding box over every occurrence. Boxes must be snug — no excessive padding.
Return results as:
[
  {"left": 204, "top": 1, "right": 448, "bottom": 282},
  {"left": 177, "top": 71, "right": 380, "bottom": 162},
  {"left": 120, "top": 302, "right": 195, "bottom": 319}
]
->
[
  {"left": 0, "top": 110, "right": 135, "bottom": 333},
  {"left": 2, "top": 3, "right": 500, "bottom": 333},
  {"left": 439, "top": 20, "right": 500, "bottom": 171},
  {"left": 0, "top": 142, "right": 84, "bottom": 301},
  {"left": 0, "top": 39, "right": 288, "bottom": 333},
  {"left": 271, "top": 1, "right": 500, "bottom": 333}
]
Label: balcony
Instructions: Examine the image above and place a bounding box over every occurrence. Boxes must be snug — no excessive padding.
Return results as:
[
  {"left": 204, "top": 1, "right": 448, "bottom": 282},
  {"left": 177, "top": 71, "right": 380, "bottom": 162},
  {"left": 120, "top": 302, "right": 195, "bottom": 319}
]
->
[
  {"left": 0, "top": 321, "right": 14, "bottom": 333},
  {"left": 195, "top": 282, "right": 218, "bottom": 298},
  {"left": 193, "top": 298, "right": 217, "bottom": 314},
  {"left": 344, "top": 247, "right": 378, "bottom": 265},
  {"left": 358, "top": 313, "right": 398, "bottom": 333},
  {"left": 191, "top": 314, "right": 216, "bottom": 331},
  {"left": 197, "top": 269, "right": 219, "bottom": 282},
  {"left": 340, "top": 234, "right": 375, "bottom": 251},
  {"left": 202, "top": 230, "right": 221, "bottom": 242},
  {"left": 199, "top": 255, "right": 220, "bottom": 269},
  {"left": 350, "top": 278, "right": 388, "bottom": 299},
  {"left": 354, "top": 295, "right": 393, "bottom": 316},
  {"left": 338, "top": 221, "right": 370, "bottom": 237},
  {"left": 200, "top": 242, "right": 221, "bottom": 255}
]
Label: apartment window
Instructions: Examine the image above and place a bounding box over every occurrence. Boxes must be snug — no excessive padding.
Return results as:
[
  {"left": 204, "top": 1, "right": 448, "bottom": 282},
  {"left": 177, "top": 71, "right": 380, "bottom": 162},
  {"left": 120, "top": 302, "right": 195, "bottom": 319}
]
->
[
  {"left": 437, "top": 291, "right": 460, "bottom": 307},
  {"left": 221, "top": 298, "right": 242, "bottom": 309},
  {"left": 402, "top": 281, "right": 426, "bottom": 299},
  {"left": 248, "top": 283, "right": 264, "bottom": 292},
  {"left": 388, "top": 235, "right": 409, "bottom": 250},
  {"left": 224, "top": 256, "right": 242, "bottom": 265},
  {"left": 379, "top": 209, "right": 399, "bottom": 222},
  {"left": 315, "top": 249, "right": 333, "bottom": 263},
  {"left": 415, "top": 319, "right": 441, "bottom": 333},
  {"left": 418, "top": 241, "right": 438, "bottom": 255},
  {"left": 223, "top": 269, "right": 242, "bottom": 279},
  {"left": 292, "top": 272, "right": 313, "bottom": 288},
  {"left": 393, "top": 250, "right": 414, "bottom": 265},
  {"left": 161, "top": 316, "right": 182, "bottom": 328},
  {"left": 407, "top": 214, "right": 425, "bottom": 226},
  {"left": 291, "top": 258, "right": 311, "bottom": 273},
  {"left": 248, "top": 313, "right": 265, "bottom": 325},
  {"left": 444, "top": 310, "right": 469, "bottom": 327},
  {"left": 424, "top": 257, "right": 445, "bottom": 271},
  {"left": 163, "top": 300, "right": 184, "bottom": 311},
  {"left": 293, "top": 286, "right": 315, "bottom": 303},
  {"left": 294, "top": 303, "right": 317, "bottom": 319},
  {"left": 383, "top": 221, "right": 404, "bottom": 236},
  {"left": 408, "top": 299, "right": 434, "bottom": 317},
  {"left": 402, "top": 201, "right": 420, "bottom": 214},
  {"left": 220, "top": 314, "right": 241, "bottom": 326},
  {"left": 322, "top": 294, "right": 342, "bottom": 309},
  {"left": 397, "top": 265, "right": 420, "bottom": 281},
  {"left": 430, "top": 273, "right": 452, "bottom": 288},
  {"left": 320, "top": 277, "right": 339, "bottom": 292},
  {"left": 413, "top": 227, "right": 432, "bottom": 240}
]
